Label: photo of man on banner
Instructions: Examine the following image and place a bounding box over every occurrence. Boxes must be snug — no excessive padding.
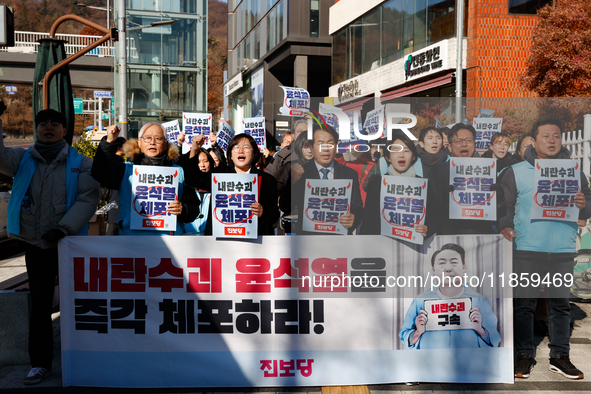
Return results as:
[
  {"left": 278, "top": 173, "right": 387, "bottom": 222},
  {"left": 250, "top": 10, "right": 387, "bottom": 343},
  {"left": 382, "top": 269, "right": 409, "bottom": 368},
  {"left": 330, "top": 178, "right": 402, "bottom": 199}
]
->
[{"left": 400, "top": 243, "right": 501, "bottom": 349}]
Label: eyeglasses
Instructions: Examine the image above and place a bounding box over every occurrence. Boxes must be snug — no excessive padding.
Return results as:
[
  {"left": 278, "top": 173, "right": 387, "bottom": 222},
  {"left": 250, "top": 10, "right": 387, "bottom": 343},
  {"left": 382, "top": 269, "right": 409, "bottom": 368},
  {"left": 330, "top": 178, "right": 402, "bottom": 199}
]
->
[
  {"left": 141, "top": 135, "right": 166, "bottom": 144},
  {"left": 39, "top": 122, "right": 61, "bottom": 127},
  {"left": 451, "top": 138, "right": 475, "bottom": 145},
  {"left": 493, "top": 142, "right": 510, "bottom": 148},
  {"left": 232, "top": 145, "right": 254, "bottom": 152}
]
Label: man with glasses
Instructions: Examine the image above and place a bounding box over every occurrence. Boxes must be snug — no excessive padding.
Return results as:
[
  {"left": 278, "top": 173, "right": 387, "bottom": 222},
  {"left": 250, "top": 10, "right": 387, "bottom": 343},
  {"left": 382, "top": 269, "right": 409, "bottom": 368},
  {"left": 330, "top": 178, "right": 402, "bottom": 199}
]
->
[
  {"left": 92, "top": 123, "right": 199, "bottom": 235},
  {"left": 500, "top": 119, "right": 591, "bottom": 380},
  {"left": 291, "top": 125, "right": 363, "bottom": 234},
  {"left": 425, "top": 124, "right": 495, "bottom": 236},
  {"left": 0, "top": 107, "right": 100, "bottom": 384}
]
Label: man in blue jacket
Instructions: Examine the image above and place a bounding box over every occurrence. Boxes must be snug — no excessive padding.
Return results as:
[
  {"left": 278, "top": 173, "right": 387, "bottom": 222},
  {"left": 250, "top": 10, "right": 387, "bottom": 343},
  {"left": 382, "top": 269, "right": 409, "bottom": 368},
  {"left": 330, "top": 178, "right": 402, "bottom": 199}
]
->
[
  {"left": 0, "top": 107, "right": 99, "bottom": 385},
  {"left": 500, "top": 118, "right": 591, "bottom": 380}
]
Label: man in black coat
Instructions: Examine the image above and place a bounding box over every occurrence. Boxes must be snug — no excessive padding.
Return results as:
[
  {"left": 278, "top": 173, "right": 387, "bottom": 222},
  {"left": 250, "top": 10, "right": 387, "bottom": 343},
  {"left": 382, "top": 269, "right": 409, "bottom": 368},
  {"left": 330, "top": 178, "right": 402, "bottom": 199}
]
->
[
  {"left": 292, "top": 125, "right": 363, "bottom": 235},
  {"left": 425, "top": 123, "right": 495, "bottom": 237}
]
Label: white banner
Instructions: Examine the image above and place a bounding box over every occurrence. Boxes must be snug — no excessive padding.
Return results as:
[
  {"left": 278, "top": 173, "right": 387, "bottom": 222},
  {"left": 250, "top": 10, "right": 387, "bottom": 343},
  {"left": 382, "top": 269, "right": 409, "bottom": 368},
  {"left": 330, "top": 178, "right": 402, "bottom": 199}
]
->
[
  {"left": 280, "top": 86, "right": 310, "bottom": 116},
  {"left": 130, "top": 166, "right": 179, "bottom": 231},
  {"left": 380, "top": 176, "right": 427, "bottom": 244},
  {"left": 449, "top": 158, "right": 497, "bottom": 221},
  {"left": 531, "top": 159, "right": 580, "bottom": 222},
  {"left": 182, "top": 113, "right": 212, "bottom": 153},
  {"left": 211, "top": 173, "right": 258, "bottom": 238},
  {"left": 302, "top": 179, "right": 352, "bottom": 235},
  {"left": 241, "top": 117, "right": 266, "bottom": 150},
  {"left": 58, "top": 235, "right": 513, "bottom": 387}
]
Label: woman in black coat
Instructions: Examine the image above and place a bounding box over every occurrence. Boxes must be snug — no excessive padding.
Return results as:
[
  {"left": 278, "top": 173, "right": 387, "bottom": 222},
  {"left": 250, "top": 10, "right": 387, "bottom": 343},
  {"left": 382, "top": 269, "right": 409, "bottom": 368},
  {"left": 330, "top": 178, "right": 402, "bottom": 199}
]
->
[{"left": 185, "top": 134, "right": 279, "bottom": 236}]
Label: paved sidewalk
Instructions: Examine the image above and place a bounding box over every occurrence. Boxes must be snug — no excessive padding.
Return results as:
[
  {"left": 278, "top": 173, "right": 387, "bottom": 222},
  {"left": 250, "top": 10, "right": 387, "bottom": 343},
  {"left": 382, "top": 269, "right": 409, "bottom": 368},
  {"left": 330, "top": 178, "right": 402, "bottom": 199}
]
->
[
  {"left": 0, "top": 252, "right": 26, "bottom": 286},
  {"left": 2, "top": 303, "right": 591, "bottom": 392}
]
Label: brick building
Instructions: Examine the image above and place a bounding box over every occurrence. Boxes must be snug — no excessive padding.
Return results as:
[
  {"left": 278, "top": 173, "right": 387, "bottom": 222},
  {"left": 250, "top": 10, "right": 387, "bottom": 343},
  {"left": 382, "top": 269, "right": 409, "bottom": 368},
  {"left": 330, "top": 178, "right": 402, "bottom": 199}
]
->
[{"left": 328, "top": 0, "right": 550, "bottom": 117}]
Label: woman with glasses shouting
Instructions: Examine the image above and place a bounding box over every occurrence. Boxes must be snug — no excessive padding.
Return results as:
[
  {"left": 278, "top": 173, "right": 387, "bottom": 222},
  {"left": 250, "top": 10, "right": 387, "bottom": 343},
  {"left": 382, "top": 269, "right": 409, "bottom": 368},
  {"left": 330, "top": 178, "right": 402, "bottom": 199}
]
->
[
  {"left": 186, "top": 133, "right": 279, "bottom": 236},
  {"left": 92, "top": 123, "right": 200, "bottom": 235}
]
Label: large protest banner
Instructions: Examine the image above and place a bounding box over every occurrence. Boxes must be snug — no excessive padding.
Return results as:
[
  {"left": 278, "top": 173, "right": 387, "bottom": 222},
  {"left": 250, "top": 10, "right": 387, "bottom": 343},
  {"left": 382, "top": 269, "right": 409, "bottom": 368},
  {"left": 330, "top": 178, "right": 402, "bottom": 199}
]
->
[{"left": 59, "top": 235, "right": 513, "bottom": 387}]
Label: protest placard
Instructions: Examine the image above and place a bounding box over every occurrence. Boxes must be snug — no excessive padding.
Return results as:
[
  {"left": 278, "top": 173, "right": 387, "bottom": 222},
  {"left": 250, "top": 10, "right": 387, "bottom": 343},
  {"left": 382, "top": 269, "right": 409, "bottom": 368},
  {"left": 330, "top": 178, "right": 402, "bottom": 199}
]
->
[
  {"left": 302, "top": 179, "right": 352, "bottom": 235},
  {"left": 217, "top": 121, "right": 235, "bottom": 152},
  {"left": 380, "top": 176, "right": 428, "bottom": 244},
  {"left": 472, "top": 118, "right": 503, "bottom": 155},
  {"left": 280, "top": 86, "right": 310, "bottom": 116},
  {"left": 241, "top": 117, "right": 266, "bottom": 150},
  {"left": 449, "top": 158, "right": 497, "bottom": 221},
  {"left": 182, "top": 113, "right": 212, "bottom": 153},
  {"left": 162, "top": 120, "right": 181, "bottom": 144},
  {"left": 531, "top": 159, "right": 581, "bottom": 222},
  {"left": 130, "top": 165, "right": 179, "bottom": 231},
  {"left": 211, "top": 173, "right": 258, "bottom": 238}
]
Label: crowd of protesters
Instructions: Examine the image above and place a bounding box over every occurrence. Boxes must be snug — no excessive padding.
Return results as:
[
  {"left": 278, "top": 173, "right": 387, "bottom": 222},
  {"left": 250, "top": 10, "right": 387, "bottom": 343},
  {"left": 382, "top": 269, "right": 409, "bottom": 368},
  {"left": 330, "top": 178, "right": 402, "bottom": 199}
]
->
[{"left": 0, "top": 101, "right": 589, "bottom": 383}]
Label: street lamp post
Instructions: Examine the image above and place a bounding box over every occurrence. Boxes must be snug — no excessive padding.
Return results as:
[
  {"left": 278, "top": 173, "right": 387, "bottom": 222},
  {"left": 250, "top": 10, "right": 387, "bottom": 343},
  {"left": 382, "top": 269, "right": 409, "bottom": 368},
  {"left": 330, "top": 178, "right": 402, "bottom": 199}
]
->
[
  {"left": 117, "top": 0, "right": 127, "bottom": 138},
  {"left": 75, "top": 1, "right": 111, "bottom": 27},
  {"left": 455, "top": 0, "right": 464, "bottom": 123}
]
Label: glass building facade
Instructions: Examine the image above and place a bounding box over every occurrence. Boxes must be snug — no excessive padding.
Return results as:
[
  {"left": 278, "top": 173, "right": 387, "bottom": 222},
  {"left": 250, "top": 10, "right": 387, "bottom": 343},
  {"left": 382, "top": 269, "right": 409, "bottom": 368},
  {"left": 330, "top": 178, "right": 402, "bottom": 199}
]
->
[
  {"left": 114, "top": 0, "right": 207, "bottom": 134},
  {"left": 332, "top": 0, "right": 467, "bottom": 85},
  {"left": 227, "top": 0, "right": 288, "bottom": 78}
]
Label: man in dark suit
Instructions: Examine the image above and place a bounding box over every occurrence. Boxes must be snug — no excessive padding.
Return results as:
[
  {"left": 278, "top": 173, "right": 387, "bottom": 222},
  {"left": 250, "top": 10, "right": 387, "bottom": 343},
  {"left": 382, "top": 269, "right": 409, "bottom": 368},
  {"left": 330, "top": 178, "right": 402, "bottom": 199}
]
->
[{"left": 292, "top": 125, "right": 363, "bottom": 234}]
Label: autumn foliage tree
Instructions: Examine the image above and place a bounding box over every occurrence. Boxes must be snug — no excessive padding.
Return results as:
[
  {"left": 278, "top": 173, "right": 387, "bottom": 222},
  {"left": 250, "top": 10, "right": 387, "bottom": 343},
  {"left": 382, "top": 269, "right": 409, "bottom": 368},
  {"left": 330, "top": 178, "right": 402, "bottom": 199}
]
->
[{"left": 519, "top": 0, "right": 591, "bottom": 97}]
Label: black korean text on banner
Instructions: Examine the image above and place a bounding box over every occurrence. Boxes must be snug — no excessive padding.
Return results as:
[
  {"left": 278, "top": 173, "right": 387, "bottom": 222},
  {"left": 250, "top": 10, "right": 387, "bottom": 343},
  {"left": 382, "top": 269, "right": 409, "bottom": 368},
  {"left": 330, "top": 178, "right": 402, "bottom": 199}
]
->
[
  {"left": 531, "top": 159, "right": 580, "bottom": 222},
  {"left": 449, "top": 158, "right": 497, "bottom": 221}
]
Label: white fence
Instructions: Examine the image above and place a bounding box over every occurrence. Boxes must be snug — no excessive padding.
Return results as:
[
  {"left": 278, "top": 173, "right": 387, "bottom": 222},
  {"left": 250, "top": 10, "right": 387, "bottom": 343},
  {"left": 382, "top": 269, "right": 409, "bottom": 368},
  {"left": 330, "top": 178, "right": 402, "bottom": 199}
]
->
[
  {"left": 509, "top": 114, "right": 591, "bottom": 177},
  {"left": 0, "top": 31, "right": 114, "bottom": 57}
]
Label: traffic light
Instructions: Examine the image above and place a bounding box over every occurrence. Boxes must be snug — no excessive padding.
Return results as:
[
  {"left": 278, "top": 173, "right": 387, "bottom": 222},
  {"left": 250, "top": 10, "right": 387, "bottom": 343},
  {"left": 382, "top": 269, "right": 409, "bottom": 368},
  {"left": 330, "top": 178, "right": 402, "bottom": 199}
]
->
[{"left": 0, "top": 5, "right": 14, "bottom": 47}]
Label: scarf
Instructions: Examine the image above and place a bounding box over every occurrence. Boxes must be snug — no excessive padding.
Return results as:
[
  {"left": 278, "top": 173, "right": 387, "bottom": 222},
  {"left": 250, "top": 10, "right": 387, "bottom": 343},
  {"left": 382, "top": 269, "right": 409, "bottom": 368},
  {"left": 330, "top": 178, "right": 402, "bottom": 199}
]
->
[
  {"left": 34, "top": 139, "right": 68, "bottom": 163},
  {"left": 140, "top": 154, "right": 172, "bottom": 167},
  {"left": 416, "top": 144, "right": 448, "bottom": 168},
  {"left": 387, "top": 164, "right": 416, "bottom": 177}
]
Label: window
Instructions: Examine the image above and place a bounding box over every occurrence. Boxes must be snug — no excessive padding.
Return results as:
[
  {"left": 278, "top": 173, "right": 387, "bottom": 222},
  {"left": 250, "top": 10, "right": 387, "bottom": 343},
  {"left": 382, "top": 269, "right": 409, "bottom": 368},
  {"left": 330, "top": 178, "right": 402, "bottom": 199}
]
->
[{"left": 508, "top": 0, "right": 552, "bottom": 14}]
